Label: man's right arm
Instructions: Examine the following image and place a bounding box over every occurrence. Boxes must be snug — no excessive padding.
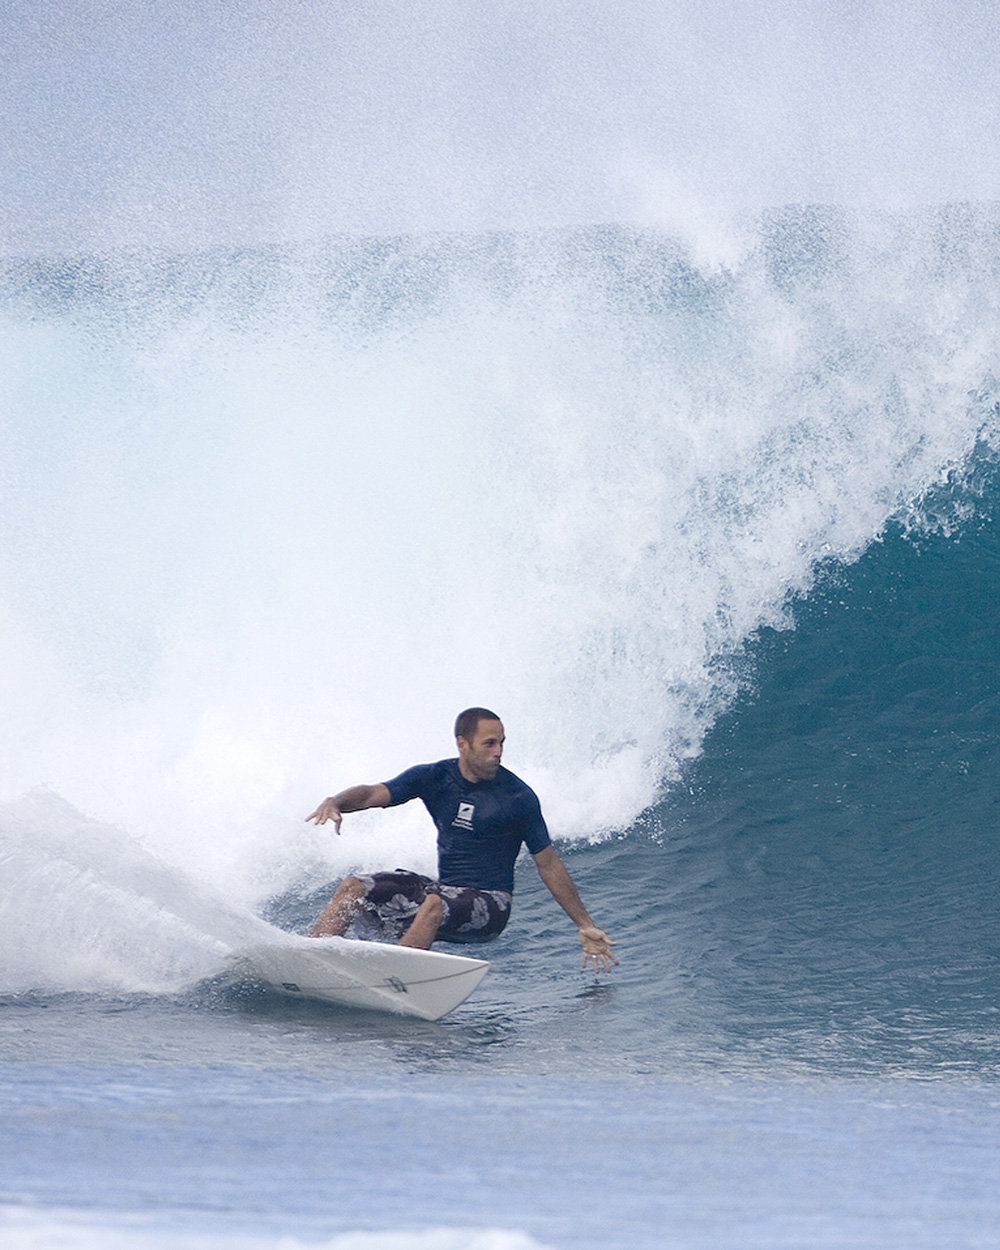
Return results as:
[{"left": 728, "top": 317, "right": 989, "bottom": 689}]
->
[{"left": 305, "top": 783, "right": 391, "bottom": 835}]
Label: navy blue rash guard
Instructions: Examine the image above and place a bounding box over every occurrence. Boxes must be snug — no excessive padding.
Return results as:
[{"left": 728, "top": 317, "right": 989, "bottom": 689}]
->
[{"left": 383, "top": 759, "right": 552, "bottom": 894}]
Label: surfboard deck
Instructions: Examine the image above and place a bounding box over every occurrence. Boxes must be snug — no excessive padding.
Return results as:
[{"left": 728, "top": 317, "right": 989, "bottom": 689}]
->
[{"left": 230, "top": 935, "right": 489, "bottom": 1020}]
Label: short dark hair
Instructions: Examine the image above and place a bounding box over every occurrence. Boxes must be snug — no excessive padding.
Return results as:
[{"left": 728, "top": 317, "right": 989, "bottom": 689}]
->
[{"left": 454, "top": 707, "right": 501, "bottom": 742}]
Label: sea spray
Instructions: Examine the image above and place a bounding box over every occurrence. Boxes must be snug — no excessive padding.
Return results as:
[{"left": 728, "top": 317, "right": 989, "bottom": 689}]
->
[{"left": 1, "top": 212, "right": 998, "bottom": 907}]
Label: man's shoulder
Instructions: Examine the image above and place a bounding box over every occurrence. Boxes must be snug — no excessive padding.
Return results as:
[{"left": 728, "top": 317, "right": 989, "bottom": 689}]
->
[
  {"left": 389, "top": 757, "right": 458, "bottom": 779},
  {"left": 492, "top": 766, "right": 549, "bottom": 848},
  {"left": 494, "top": 765, "right": 539, "bottom": 801},
  {"left": 383, "top": 758, "right": 459, "bottom": 803}
]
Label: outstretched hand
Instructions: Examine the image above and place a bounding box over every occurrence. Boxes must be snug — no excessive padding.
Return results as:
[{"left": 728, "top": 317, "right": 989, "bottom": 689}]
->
[
  {"left": 579, "top": 926, "right": 618, "bottom": 973},
  {"left": 305, "top": 798, "right": 343, "bottom": 833}
]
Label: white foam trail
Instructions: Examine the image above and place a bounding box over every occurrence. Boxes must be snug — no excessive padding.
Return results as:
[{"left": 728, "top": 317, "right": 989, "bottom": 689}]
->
[
  {"left": 0, "top": 789, "right": 272, "bottom": 994},
  {"left": 0, "top": 1208, "right": 554, "bottom": 1250}
]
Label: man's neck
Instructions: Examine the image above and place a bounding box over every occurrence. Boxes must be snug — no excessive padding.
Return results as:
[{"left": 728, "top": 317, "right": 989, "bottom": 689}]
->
[{"left": 458, "top": 759, "right": 480, "bottom": 783}]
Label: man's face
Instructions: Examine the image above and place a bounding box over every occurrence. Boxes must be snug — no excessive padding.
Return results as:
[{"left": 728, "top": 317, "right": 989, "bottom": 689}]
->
[{"left": 457, "top": 718, "right": 505, "bottom": 782}]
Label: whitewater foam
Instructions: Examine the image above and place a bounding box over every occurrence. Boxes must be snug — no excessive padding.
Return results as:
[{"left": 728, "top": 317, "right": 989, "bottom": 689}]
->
[
  {"left": 1, "top": 213, "right": 998, "bottom": 906},
  {"left": 0, "top": 1210, "right": 553, "bottom": 1250}
]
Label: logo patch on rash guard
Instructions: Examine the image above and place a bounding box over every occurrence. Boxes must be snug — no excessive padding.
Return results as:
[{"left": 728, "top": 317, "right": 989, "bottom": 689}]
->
[{"left": 452, "top": 801, "right": 475, "bottom": 830}]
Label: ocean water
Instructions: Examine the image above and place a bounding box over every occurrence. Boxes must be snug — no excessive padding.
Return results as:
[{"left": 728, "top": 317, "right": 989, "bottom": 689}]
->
[{"left": 2, "top": 206, "right": 1000, "bottom": 1249}]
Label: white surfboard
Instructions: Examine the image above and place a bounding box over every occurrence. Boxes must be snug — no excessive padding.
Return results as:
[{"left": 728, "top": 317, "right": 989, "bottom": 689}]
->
[{"left": 231, "top": 935, "right": 489, "bottom": 1021}]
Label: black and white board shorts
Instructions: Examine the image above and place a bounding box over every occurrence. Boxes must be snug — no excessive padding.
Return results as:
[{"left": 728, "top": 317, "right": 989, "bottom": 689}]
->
[{"left": 350, "top": 870, "right": 512, "bottom": 945}]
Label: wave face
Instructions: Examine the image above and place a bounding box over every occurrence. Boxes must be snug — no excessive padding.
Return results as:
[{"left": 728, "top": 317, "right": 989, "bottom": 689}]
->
[
  {"left": 619, "top": 470, "right": 1000, "bottom": 1075},
  {"left": 1, "top": 211, "right": 999, "bottom": 1053}
]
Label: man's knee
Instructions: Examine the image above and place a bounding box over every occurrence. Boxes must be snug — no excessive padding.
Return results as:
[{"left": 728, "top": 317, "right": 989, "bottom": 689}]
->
[
  {"left": 335, "top": 875, "right": 366, "bottom": 900},
  {"left": 311, "top": 875, "right": 368, "bottom": 938}
]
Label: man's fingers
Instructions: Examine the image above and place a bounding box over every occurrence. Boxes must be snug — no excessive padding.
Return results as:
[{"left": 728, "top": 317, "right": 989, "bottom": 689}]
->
[
  {"left": 305, "top": 802, "right": 343, "bottom": 832},
  {"left": 580, "top": 930, "right": 620, "bottom": 973},
  {"left": 581, "top": 952, "right": 617, "bottom": 972}
]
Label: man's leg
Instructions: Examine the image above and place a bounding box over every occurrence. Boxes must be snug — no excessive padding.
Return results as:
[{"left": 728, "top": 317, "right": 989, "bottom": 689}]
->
[
  {"left": 310, "top": 876, "right": 366, "bottom": 937},
  {"left": 398, "top": 893, "right": 444, "bottom": 949}
]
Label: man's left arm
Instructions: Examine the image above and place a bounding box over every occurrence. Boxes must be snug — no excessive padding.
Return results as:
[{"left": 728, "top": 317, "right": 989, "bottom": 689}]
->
[{"left": 532, "top": 845, "right": 618, "bottom": 972}]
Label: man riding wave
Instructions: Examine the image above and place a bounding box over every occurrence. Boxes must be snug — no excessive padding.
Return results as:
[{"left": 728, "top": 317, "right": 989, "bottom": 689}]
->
[{"left": 307, "top": 707, "right": 618, "bottom": 972}]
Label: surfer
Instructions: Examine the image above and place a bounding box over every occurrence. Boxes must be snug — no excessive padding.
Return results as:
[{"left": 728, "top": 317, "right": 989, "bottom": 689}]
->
[{"left": 306, "top": 708, "right": 618, "bottom": 972}]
